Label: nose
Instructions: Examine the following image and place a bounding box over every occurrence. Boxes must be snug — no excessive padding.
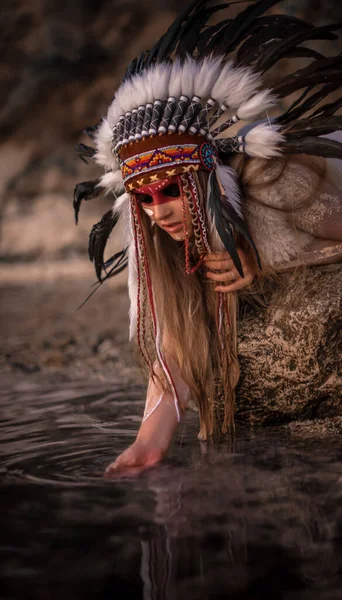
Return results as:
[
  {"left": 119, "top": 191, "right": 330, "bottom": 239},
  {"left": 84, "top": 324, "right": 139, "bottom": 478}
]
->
[{"left": 153, "top": 200, "right": 174, "bottom": 221}]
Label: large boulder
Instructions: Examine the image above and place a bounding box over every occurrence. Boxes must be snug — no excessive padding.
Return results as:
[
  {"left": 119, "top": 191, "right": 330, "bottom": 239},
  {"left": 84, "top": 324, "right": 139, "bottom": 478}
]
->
[{"left": 237, "top": 264, "right": 342, "bottom": 424}]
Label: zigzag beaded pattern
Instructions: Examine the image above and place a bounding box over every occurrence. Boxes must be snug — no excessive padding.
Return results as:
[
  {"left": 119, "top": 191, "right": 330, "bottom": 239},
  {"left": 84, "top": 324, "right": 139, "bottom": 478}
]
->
[{"left": 121, "top": 143, "right": 203, "bottom": 183}]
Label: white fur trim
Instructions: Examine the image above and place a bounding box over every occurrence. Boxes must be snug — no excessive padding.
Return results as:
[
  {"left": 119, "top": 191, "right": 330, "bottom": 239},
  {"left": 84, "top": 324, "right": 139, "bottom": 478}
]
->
[{"left": 245, "top": 200, "right": 312, "bottom": 267}]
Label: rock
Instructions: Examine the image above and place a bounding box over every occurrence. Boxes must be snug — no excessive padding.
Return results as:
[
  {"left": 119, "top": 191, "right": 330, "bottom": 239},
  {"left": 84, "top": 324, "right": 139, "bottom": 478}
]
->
[{"left": 236, "top": 264, "right": 342, "bottom": 423}]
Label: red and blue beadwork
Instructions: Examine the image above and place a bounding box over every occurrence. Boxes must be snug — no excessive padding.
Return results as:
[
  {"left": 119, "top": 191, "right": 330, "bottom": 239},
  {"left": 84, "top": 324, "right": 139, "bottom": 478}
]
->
[{"left": 199, "top": 142, "right": 217, "bottom": 171}]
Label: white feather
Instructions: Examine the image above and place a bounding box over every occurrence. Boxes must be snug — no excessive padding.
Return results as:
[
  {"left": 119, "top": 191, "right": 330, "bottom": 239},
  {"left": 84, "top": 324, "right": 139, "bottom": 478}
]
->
[
  {"left": 151, "top": 63, "right": 172, "bottom": 99},
  {"left": 112, "top": 191, "right": 130, "bottom": 218},
  {"left": 167, "top": 58, "right": 183, "bottom": 98},
  {"left": 111, "top": 192, "right": 136, "bottom": 339},
  {"left": 245, "top": 124, "right": 284, "bottom": 158},
  {"left": 211, "top": 63, "right": 261, "bottom": 107},
  {"left": 180, "top": 57, "right": 198, "bottom": 98},
  {"left": 216, "top": 164, "right": 243, "bottom": 218},
  {"left": 94, "top": 118, "right": 117, "bottom": 170},
  {"left": 225, "top": 67, "right": 261, "bottom": 108},
  {"left": 108, "top": 79, "right": 132, "bottom": 126},
  {"left": 237, "top": 89, "right": 278, "bottom": 120},
  {"left": 193, "top": 56, "right": 223, "bottom": 99},
  {"left": 97, "top": 169, "right": 123, "bottom": 194}
]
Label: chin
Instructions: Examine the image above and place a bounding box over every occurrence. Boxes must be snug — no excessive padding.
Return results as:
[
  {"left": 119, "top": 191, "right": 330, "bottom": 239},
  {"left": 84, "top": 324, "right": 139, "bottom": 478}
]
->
[{"left": 169, "top": 231, "right": 185, "bottom": 241}]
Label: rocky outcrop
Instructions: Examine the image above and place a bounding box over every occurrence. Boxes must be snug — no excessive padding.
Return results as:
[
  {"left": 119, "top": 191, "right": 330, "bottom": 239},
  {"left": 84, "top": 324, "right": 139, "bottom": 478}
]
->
[{"left": 237, "top": 264, "right": 342, "bottom": 424}]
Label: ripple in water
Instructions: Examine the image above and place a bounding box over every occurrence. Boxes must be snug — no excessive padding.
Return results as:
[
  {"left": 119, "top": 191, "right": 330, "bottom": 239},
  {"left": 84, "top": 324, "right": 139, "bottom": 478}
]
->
[{"left": 0, "top": 379, "right": 342, "bottom": 599}]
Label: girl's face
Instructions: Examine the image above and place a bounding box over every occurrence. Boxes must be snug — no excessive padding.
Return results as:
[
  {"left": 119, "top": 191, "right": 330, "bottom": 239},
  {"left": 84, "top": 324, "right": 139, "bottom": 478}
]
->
[{"left": 134, "top": 176, "right": 193, "bottom": 240}]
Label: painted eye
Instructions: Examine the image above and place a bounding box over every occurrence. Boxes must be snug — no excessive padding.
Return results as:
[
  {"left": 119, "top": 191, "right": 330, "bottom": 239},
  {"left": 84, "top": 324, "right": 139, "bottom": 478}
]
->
[
  {"left": 136, "top": 193, "right": 153, "bottom": 204},
  {"left": 163, "top": 183, "right": 180, "bottom": 197}
]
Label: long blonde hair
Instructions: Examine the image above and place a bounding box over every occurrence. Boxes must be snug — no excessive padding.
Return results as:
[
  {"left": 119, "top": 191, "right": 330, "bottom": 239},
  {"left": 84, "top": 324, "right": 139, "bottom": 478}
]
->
[{"left": 131, "top": 171, "right": 239, "bottom": 439}]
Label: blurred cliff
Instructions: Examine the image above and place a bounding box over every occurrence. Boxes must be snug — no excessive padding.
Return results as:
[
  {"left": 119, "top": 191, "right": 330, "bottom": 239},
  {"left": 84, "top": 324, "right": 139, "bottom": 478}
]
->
[{"left": 0, "top": 0, "right": 341, "bottom": 279}]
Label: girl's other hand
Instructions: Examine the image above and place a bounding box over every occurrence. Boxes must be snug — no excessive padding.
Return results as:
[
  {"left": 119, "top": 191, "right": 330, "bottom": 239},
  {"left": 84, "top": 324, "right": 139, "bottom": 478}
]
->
[{"left": 204, "top": 247, "right": 257, "bottom": 293}]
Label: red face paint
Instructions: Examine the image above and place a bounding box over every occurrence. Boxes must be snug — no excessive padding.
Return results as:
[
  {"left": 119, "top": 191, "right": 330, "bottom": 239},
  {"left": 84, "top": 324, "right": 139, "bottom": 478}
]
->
[{"left": 134, "top": 176, "right": 181, "bottom": 206}]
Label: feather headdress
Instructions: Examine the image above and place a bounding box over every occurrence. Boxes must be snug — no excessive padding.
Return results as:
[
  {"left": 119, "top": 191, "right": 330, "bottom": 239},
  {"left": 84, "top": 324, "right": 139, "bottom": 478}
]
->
[{"left": 74, "top": 0, "right": 342, "bottom": 317}]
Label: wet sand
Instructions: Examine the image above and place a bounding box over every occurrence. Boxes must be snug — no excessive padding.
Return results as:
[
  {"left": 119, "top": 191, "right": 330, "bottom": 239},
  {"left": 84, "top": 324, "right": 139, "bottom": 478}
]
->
[{"left": 0, "top": 263, "right": 143, "bottom": 387}]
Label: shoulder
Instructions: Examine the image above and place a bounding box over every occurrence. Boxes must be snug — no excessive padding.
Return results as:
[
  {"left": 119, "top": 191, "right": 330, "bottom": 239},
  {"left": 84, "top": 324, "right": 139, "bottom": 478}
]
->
[{"left": 234, "top": 154, "right": 325, "bottom": 211}]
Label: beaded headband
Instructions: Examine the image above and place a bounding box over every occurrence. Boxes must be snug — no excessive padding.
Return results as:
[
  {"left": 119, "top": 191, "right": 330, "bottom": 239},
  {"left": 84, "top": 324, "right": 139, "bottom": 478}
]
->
[{"left": 118, "top": 133, "right": 217, "bottom": 191}]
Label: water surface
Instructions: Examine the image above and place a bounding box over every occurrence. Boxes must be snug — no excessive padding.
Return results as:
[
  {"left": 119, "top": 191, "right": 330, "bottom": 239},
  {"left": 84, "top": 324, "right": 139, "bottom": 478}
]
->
[{"left": 1, "top": 379, "right": 341, "bottom": 599}]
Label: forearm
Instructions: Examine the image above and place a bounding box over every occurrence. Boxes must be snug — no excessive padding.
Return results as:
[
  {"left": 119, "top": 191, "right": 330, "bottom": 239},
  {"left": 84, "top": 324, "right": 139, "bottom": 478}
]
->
[
  {"left": 136, "top": 388, "right": 180, "bottom": 452},
  {"left": 136, "top": 360, "right": 191, "bottom": 451}
]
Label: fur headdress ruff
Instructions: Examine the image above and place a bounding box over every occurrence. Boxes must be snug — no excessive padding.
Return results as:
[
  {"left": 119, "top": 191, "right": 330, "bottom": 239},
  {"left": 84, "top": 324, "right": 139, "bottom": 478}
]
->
[{"left": 74, "top": 0, "right": 342, "bottom": 323}]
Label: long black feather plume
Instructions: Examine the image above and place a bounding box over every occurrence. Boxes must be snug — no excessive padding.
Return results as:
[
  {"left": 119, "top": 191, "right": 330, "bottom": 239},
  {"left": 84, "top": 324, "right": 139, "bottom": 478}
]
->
[
  {"left": 83, "top": 124, "right": 100, "bottom": 141},
  {"left": 256, "top": 24, "right": 342, "bottom": 74},
  {"left": 283, "top": 116, "right": 342, "bottom": 138},
  {"left": 76, "top": 143, "right": 96, "bottom": 164},
  {"left": 281, "top": 136, "right": 342, "bottom": 159},
  {"left": 235, "top": 18, "right": 314, "bottom": 66},
  {"left": 73, "top": 179, "right": 102, "bottom": 225},
  {"left": 215, "top": 0, "right": 283, "bottom": 56},
  {"left": 88, "top": 210, "right": 119, "bottom": 281},
  {"left": 76, "top": 248, "right": 128, "bottom": 311},
  {"left": 176, "top": 3, "right": 229, "bottom": 59},
  {"left": 277, "top": 83, "right": 339, "bottom": 125},
  {"left": 208, "top": 172, "right": 244, "bottom": 277},
  {"left": 273, "top": 57, "right": 342, "bottom": 98}
]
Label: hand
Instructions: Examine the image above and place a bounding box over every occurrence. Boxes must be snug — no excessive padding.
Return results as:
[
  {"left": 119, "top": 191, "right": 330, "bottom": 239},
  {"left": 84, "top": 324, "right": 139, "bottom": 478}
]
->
[
  {"left": 104, "top": 440, "right": 165, "bottom": 478},
  {"left": 204, "top": 247, "right": 257, "bottom": 293}
]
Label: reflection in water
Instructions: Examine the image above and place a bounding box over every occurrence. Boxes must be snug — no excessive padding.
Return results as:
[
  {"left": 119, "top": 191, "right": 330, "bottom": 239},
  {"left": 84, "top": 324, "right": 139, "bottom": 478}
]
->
[{"left": 0, "top": 379, "right": 341, "bottom": 599}]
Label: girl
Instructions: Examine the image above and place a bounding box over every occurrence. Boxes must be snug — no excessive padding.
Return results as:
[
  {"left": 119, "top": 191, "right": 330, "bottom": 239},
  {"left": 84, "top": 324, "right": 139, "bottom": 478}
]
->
[{"left": 73, "top": 0, "right": 342, "bottom": 475}]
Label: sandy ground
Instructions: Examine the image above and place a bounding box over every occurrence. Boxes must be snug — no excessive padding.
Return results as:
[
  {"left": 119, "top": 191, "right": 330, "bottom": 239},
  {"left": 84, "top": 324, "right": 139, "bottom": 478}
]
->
[{"left": 0, "top": 261, "right": 144, "bottom": 387}]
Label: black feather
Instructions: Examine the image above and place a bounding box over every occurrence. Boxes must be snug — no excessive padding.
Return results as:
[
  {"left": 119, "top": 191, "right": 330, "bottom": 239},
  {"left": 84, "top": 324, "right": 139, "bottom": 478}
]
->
[
  {"left": 273, "top": 57, "right": 342, "bottom": 98},
  {"left": 277, "top": 83, "right": 339, "bottom": 125},
  {"left": 256, "top": 24, "right": 342, "bottom": 74},
  {"left": 176, "top": 3, "right": 229, "bottom": 59},
  {"left": 215, "top": 0, "right": 283, "bottom": 56},
  {"left": 124, "top": 57, "right": 138, "bottom": 81},
  {"left": 221, "top": 199, "right": 261, "bottom": 270},
  {"left": 102, "top": 248, "right": 128, "bottom": 279},
  {"left": 284, "top": 116, "right": 342, "bottom": 138},
  {"left": 76, "top": 247, "right": 128, "bottom": 311},
  {"left": 83, "top": 124, "right": 99, "bottom": 141},
  {"left": 281, "top": 136, "right": 342, "bottom": 159},
  {"left": 73, "top": 179, "right": 102, "bottom": 225},
  {"left": 310, "top": 96, "right": 342, "bottom": 119},
  {"left": 234, "top": 15, "right": 312, "bottom": 65},
  {"left": 152, "top": 0, "right": 206, "bottom": 63},
  {"left": 76, "top": 143, "right": 95, "bottom": 164},
  {"left": 208, "top": 172, "right": 244, "bottom": 277},
  {"left": 88, "top": 210, "right": 119, "bottom": 282}
]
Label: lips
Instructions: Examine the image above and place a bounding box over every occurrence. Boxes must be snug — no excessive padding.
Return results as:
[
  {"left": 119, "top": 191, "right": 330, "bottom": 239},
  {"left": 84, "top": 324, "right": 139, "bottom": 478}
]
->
[{"left": 162, "top": 222, "right": 183, "bottom": 233}]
